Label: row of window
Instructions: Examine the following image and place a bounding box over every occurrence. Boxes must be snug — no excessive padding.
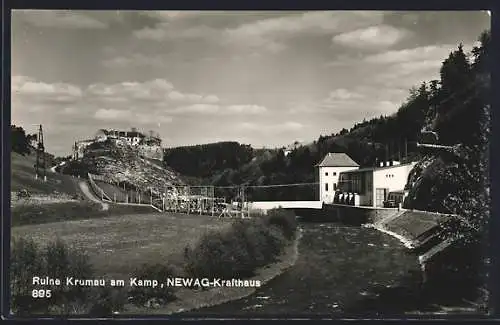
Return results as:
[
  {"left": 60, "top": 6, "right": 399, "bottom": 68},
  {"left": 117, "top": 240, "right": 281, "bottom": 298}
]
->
[
  {"left": 385, "top": 174, "right": 395, "bottom": 178},
  {"left": 324, "top": 183, "right": 337, "bottom": 191},
  {"left": 325, "top": 172, "right": 337, "bottom": 176}
]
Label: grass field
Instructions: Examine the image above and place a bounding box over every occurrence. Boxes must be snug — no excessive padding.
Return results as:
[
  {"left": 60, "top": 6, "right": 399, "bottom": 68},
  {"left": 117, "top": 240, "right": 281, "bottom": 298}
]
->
[
  {"left": 11, "top": 152, "right": 81, "bottom": 196},
  {"left": 11, "top": 213, "right": 232, "bottom": 279},
  {"left": 11, "top": 201, "right": 160, "bottom": 227}
]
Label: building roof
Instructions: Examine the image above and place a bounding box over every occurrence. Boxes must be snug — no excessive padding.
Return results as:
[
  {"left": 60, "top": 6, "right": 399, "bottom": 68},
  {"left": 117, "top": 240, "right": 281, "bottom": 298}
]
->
[
  {"left": 76, "top": 139, "right": 95, "bottom": 144},
  {"left": 316, "top": 153, "right": 359, "bottom": 167},
  {"left": 340, "top": 162, "right": 416, "bottom": 174},
  {"left": 103, "top": 129, "right": 145, "bottom": 138},
  {"left": 127, "top": 131, "right": 145, "bottom": 138}
]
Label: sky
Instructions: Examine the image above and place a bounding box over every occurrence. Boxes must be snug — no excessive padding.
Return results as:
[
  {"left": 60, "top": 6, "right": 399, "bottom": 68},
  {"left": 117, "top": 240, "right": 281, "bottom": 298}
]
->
[{"left": 11, "top": 10, "right": 490, "bottom": 157}]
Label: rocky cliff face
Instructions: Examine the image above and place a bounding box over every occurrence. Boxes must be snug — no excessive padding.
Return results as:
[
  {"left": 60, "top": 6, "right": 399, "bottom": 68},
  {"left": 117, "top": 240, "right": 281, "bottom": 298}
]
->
[{"left": 82, "top": 139, "right": 184, "bottom": 193}]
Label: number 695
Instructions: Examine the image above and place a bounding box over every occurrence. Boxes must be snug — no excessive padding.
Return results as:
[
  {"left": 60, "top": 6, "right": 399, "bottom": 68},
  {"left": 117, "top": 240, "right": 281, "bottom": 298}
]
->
[{"left": 32, "top": 289, "right": 51, "bottom": 298}]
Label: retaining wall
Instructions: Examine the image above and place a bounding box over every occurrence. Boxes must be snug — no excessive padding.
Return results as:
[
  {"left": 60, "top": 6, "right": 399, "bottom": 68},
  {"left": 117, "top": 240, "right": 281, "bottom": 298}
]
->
[
  {"left": 248, "top": 201, "right": 322, "bottom": 212},
  {"left": 320, "top": 204, "right": 401, "bottom": 225}
]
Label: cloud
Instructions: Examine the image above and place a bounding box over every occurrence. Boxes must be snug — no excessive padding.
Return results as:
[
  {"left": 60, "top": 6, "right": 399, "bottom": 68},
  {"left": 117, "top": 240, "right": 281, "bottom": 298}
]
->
[
  {"left": 226, "top": 104, "right": 267, "bottom": 114},
  {"left": 14, "top": 10, "right": 109, "bottom": 29},
  {"left": 172, "top": 104, "right": 220, "bottom": 114},
  {"left": 171, "top": 104, "right": 267, "bottom": 115},
  {"left": 12, "top": 75, "right": 83, "bottom": 105},
  {"left": 367, "top": 44, "right": 480, "bottom": 89},
  {"left": 363, "top": 44, "right": 455, "bottom": 64},
  {"left": 84, "top": 78, "right": 267, "bottom": 119},
  {"left": 133, "top": 11, "right": 384, "bottom": 53},
  {"left": 101, "top": 54, "right": 169, "bottom": 69},
  {"left": 141, "top": 11, "right": 204, "bottom": 22},
  {"left": 326, "top": 89, "right": 364, "bottom": 101},
  {"left": 86, "top": 79, "right": 218, "bottom": 107},
  {"left": 240, "top": 121, "right": 304, "bottom": 132},
  {"left": 94, "top": 108, "right": 127, "bottom": 120},
  {"left": 167, "top": 91, "right": 220, "bottom": 104},
  {"left": 372, "top": 60, "right": 443, "bottom": 90},
  {"left": 94, "top": 108, "right": 173, "bottom": 125},
  {"left": 222, "top": 11, "right": 384, "bottom": 53},
  {"left": 134, "top": 24, "right": 219, "bottom": 41},
  {"left": 87, "top": 79, "right": 174, "bottom": 101},
  {"left": 332, "top": 25, "right": 410, "bottom": 50},
  {"left": 326, "top": 43, "right": 471, "bottom": 91},
  {"left": 14, "top": 76, "right": 253, "bottom": 133},
  {"left": 282, "top": 121, "right": 304, "bottom": 130},
  {"left": 287, "top": 85, "right": 402, "bottom": 123},
  {"left": 225, "top": 11, "right": 382, "bottom": 39}
]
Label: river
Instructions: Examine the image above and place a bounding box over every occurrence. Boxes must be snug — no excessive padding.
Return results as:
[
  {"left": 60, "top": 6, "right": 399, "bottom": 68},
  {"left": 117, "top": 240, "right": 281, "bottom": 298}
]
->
[{"left": 181, "top": 221, "right": 427, "bottom": 317}]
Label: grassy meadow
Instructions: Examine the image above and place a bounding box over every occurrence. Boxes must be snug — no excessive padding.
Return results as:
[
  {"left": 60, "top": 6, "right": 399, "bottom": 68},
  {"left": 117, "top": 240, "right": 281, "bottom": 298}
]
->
[{"left": 11, "top": 212, "right": 233, "bottom": 279}]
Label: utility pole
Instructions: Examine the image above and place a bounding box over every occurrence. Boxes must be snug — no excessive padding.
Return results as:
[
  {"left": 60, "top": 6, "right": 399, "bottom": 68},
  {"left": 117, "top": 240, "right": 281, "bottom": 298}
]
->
[
  {"left": 240, "top": 185, "right": 245, "bottom": 218},
  {"left": 398, "top": 140, "right": 401, "bottom": 162},
  {"left": 35, "top": 124, "right": 46, "bottom": 182},
  {"left": 385, "top": 144, "right": 388, "bottom": 165},
  {"left": 404, "top": 138, "right": 408, "bottom": 160}
]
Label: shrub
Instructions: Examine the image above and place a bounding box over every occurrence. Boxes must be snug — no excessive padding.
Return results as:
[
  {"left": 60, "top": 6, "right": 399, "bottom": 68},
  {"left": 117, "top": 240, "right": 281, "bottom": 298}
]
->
[
  {"left": 231, "top": 219, "right": 268, "bottom": 269},
  {"left": 44, "top": 239, "right": 94, "bottom": 310},
  {"left": 129, "top": 263, "right": 176, "bottom": 307},
  {"left": 10, "top": 237, "right": 97, "bottom": 316},
  {"left": 87, "top": 286, "right": 128, "bottom": 316},
  {"left": 261, "top": 226, "right": 287, "bottom": 258},
  {"left": 184, "top": 213, "right": 293, "bottom": 280},
  {"left": 264, "top": 208, "right": 298, "bottom": 240},
  {"left": 10, "top": 237, "right": 47, "bottom": 315},
  {"left": 184, "top": 230, "right": 233, "bottom": 279}
]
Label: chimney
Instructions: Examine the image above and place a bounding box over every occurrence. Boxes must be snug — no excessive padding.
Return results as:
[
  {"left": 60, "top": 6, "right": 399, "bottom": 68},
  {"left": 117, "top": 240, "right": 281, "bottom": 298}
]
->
[
  {"left": 379, "top": 162, "right": 384, "bottom": 167},
  {"left": 393, "top": 161, "right": 400, "bottom": 166}
]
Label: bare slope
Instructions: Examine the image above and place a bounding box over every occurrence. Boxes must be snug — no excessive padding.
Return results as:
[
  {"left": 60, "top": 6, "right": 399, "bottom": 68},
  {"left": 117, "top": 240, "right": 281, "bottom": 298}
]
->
[{"left": 82, "top": 141, "right": 185, "bottom": 192}]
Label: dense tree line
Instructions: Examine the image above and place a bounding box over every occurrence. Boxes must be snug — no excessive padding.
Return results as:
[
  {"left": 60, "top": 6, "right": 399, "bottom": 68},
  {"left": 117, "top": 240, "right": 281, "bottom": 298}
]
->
[
  {"left": 11, "top": 125, "right": 37, "bottom": 156},
  {"left": 163, "top": 142, "right": 254, "bottom": 178}
]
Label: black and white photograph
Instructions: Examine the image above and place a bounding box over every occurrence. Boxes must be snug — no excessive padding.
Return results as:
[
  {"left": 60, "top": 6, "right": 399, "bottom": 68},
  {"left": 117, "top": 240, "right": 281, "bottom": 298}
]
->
[{"left": 8, "top": 10, "right": 491, "bottom": 318}]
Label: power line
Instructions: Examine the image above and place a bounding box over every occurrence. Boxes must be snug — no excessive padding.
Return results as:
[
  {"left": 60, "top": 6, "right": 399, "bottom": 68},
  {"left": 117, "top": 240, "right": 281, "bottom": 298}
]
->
[{"left": 246, "top": 182, "right": 319, "bottom": 189}]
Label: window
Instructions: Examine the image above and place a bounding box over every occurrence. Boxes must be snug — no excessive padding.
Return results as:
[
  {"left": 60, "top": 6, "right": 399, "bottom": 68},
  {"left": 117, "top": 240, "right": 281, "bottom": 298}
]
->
[
  {"left": 333, "top": 172, "right": 337, "bottom": 176},
  {"left": 334, "top": 183, "right": 337, "bottom": 190},
  {"left": 325, "top": 172, "right": 328, "bottom": 176},
  {"left": 325, "top": 183, "right": 329, "bottom": 191}
]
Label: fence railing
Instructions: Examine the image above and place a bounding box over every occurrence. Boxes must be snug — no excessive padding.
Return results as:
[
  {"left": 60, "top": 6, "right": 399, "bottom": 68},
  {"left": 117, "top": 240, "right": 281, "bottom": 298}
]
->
[
  {"left": 88, "top": 173, "right": 162, "bottom": 212},
  {"left": 87, "top": 173, "right": 112, "bottom": 201}
]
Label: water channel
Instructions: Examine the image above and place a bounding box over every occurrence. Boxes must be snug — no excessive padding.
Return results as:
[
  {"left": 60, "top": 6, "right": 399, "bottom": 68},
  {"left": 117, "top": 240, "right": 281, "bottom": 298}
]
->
[{"left": 182, "top": 221, "right": 428, "bottom": 317}]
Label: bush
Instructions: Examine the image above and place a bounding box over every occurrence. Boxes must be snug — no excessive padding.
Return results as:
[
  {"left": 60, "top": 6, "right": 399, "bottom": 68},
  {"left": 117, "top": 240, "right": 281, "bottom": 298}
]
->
[
  {"left": 184, "top": 211, "right": 295, "bottom": 280},
  {"left": 44, "top": 239, "right": 94, "bottom": 310},
  {"left": 262, "top": 226, "right": 287, "bottom": 258},
  {"left": 184, "top": 231, "right": 234, "bottom": 279},
  {"left": 231, "top": 219, "right": 268, "bottom": 268},
  {"left": 10, "top": 237, "right": 123, "bottom": 316},
  {"left": 10, "top": 237, "right": 47, "bottom": 314},
  {"left": 129, "top": 264, "right": 177, "bottom": 307},
  {"left": 264, "top": 208, "right": 298, "bottom": 240},
  {"left": 87, "top": 286, "right": 128, "bottom": 316}
]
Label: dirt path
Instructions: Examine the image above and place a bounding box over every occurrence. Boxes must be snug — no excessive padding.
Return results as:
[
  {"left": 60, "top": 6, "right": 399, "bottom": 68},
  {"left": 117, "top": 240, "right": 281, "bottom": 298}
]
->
[{"left": 78, "top": 181, "right": 109, "bottom": 211}]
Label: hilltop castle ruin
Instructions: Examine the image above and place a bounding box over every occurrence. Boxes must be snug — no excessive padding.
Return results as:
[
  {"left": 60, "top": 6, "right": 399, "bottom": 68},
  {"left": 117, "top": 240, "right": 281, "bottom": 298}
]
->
[{"left": 73, "top": 128, "right": 163, "bottom": 161}]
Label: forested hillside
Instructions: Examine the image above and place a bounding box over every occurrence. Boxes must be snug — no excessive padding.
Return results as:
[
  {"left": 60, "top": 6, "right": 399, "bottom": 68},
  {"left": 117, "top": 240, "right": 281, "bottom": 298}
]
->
[
  {"left": 163, "top": 142, "right": 254, "bottom": 179},
  {"left": 163, "top": 31, "right": 490, "bottom": 206},
  {"left": 404, "top": 30, "right": 490, "bottom": 243}
]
